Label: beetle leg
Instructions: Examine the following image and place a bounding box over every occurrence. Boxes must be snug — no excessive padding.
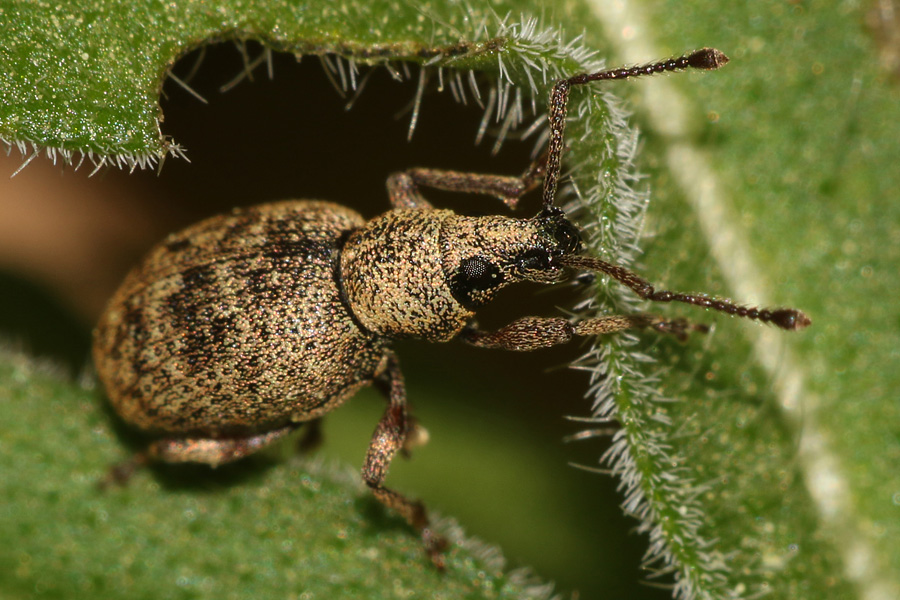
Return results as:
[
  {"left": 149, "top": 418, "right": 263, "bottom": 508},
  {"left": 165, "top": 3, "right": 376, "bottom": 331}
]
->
[
  {"left": 386, "top": 153, "right": 547, "bottom": 211},
  {"left": 460, "top": 314, "right": 705, "bottom": 350},
  {"left": 372, "top": 378, "right": 429, "bottom": 458},
  {"left": 100, "top": 424, "right": 302, "bottom": 488},
  {"left": 146, "top": 425, "right": 300, "bottom": 467},
  {"left": 363, "top": 352, "right": 447, "bottom": 569}
]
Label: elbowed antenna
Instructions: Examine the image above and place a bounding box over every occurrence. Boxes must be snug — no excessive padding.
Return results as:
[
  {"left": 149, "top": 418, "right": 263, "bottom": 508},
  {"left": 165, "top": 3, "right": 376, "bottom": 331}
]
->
[
  {"left": 559, "top": 254, "right": 811, "bottom": 331},
  {"left": 533, "top": 49, "right": 810, "bottom": 332},
  {"left": 540, "top": 48, "right": 730, "bottom": 211}
]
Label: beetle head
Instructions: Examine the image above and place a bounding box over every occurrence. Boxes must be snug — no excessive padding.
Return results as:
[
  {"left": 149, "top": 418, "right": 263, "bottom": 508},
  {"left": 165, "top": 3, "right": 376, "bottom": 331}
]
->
[{"left": 443, "top": 207, "right": 583, "bottom": 310}]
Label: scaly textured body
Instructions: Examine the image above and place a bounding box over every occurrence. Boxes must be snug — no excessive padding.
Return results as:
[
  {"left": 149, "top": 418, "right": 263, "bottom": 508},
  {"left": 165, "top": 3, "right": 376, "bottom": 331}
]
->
[{"left": 94, "top": 200, "right": 388, "bottom": 434}]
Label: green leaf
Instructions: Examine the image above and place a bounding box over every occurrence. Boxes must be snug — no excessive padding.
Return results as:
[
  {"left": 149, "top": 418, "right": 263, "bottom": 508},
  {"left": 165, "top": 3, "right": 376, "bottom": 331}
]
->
[
  {"left": 572, "top": 1, "right": 900, "bottom": 598},
  {"left": 0, "top": 0, "right": 590, "bottom": 168},
  {"left": 2, "top": 0, "right": 898, "bottom": 599},
  {"left": 0, "top": 348, "right": 556, "bottom": 599}
]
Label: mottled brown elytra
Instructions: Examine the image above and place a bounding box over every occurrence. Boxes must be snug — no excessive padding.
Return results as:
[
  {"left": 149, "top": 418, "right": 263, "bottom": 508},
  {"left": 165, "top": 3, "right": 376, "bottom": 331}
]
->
[{"left": 94, "top": 48, "right": 809, "bottom": 569}]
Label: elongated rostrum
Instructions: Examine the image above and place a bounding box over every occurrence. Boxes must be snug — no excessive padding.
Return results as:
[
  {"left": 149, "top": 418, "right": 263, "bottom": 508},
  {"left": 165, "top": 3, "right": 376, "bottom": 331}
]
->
[{"left": 94, "top": 48, "right": 810, "bottom": 569}]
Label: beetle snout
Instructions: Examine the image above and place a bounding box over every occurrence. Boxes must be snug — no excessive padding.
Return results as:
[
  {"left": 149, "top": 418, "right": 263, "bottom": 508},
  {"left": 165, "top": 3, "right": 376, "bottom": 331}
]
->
[
  {"left": 535, "top": 211, "right": 583, "bottom": 257},
  {"left": 550, "top": 219, "right": 582, "bottom": 255}
]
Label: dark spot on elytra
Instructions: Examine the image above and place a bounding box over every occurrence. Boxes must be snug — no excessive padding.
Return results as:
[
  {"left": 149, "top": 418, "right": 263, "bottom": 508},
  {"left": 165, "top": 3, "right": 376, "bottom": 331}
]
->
[
  {"left": 111, "top": 303, "right": 148, "bottom": 358},
  {"left": 140, "top": 401, "right": 161, "bottom": 420},
  {"left": 389, "top": 404, "right": 405, "bottom": 427},
  {"left": 207, "top": 312, "right": 236, "bottom": 345},
  {"left": 124, "top": 304, "right": 146, "bottom": 335},
  {"left": 180, "top": 264, "right": 216, "bottom": 290},
  {"left": 260, "top": 239, "right": 332, "bottom": 261},
  {"left": 165, "top": 238, "right": 192, "bottom": 253},
  {"left": 162, "top": 264, "right": 234, "bottom": 368},
  {"left": 246, "top": 267, "right": 274, "bottom": 296}
]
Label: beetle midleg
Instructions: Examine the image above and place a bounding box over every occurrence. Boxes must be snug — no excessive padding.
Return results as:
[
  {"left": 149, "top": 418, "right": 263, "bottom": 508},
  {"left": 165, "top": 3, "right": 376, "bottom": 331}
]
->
[
  {"left": 386, "top": 153, "right": 546, "bottom": 211},
  {"left": 146, "top": 424, "right": 300, "bottom": 467},
  {"left": 361, "top": 351, "right": 447, "bottom": 568},
  {"left": 460, "top": 314, "right": 702, "bottom": 350}
]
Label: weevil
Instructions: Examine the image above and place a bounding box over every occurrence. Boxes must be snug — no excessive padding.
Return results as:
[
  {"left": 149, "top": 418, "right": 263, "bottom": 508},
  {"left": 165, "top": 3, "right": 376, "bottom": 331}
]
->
[{"left": 93, "top": 48, "right": 810, "bottom": 569}]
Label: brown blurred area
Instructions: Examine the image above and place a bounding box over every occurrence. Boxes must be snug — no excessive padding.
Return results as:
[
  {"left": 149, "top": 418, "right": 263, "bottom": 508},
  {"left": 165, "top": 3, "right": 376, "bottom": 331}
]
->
[{"left": 0, "top": 153, "right": 165, "bottom": 321}]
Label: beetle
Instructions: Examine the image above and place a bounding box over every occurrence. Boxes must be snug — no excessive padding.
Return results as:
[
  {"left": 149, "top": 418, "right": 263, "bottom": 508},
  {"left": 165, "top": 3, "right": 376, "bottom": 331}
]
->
[{"left": 93, "top": 48, "right": 810, "bottom": 569}]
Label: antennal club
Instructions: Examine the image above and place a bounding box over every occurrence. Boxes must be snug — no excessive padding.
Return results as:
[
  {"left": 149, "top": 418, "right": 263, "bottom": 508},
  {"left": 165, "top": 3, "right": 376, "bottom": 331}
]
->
[{"left": 541, "top": 48, "right": 729, "bottom": 210}]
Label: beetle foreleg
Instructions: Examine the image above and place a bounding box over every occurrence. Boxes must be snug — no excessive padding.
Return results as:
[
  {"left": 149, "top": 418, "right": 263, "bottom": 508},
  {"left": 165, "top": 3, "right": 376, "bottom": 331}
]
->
[
  {"left": 460, "top": 314, "right": 706, "bottom": 351},
  {"left": 461, "top": 316, "right": 578, "bottom": 350},
  {"left": 363, "top": 352, "right": 447, "bottom": 568}
]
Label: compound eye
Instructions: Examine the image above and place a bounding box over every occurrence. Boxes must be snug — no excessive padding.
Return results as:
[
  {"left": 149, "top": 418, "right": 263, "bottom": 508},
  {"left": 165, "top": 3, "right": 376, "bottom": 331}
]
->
[{"left": 450, "top": 256, "right": 504, "bottom": 309}]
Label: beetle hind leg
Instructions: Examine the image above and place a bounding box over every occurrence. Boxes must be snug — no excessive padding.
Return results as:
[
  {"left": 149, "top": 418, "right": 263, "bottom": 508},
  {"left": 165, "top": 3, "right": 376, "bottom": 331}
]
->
[
  {"left": 146, "top": 425, "right": 300, "bottom": 467},
  {"left": 100, "top": 424, "right": 300, "bottom": 488},
  {"left": 362, "top": 352, "right": 447, "bottom": 569}
]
